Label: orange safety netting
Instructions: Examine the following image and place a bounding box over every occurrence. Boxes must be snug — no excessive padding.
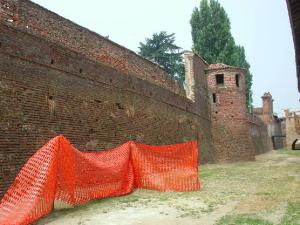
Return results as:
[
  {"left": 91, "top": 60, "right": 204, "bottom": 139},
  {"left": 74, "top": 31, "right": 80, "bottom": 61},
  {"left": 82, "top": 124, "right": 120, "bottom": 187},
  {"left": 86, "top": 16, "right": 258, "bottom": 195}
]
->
[{"left": 0, "top": 135, "right": 200, "bottom": 225}]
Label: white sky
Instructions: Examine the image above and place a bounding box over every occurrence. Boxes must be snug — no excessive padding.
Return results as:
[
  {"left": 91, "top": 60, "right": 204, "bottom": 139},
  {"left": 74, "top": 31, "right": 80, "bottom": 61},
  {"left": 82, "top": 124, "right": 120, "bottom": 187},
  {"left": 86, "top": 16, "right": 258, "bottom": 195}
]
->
[{"left": 32, "top": 0, "right": 300, "bottom": 116}]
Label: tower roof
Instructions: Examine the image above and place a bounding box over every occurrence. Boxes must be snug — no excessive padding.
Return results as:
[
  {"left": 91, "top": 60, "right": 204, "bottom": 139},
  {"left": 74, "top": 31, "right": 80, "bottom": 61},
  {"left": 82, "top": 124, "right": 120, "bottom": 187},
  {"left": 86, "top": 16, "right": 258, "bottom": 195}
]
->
[
  {"left": 262, "top": 92, "right": 272, "bottom": 98},
  {"left": 207, "top": 63, "right": 247, "bottom": 72}
]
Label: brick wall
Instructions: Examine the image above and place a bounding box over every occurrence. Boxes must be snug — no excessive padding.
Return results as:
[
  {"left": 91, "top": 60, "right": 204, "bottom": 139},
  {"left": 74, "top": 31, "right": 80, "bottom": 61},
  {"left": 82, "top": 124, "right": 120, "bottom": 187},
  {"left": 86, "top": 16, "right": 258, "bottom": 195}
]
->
[
  {"left": 0, "top": 0, "right": 185, "bottom": 96},
  {"left": 184, "top": 52, "right": 214, "bottom": 162},
  {"left": 247, "top": 114, "right": 273, "bottom": 154},
  {"left": 261, "top": 93, "right": 273, "bottom": 124},
  {"left": 0, "top": 1, "right": 213, "bottom": 198}
]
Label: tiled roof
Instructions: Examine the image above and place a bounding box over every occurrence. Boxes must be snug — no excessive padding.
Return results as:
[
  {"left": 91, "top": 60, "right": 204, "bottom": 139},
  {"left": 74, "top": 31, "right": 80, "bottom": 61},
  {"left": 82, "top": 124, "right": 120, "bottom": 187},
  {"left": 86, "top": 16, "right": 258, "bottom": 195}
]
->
[{"left": 207, "top": 63, "right": 246, "bottom": 71}]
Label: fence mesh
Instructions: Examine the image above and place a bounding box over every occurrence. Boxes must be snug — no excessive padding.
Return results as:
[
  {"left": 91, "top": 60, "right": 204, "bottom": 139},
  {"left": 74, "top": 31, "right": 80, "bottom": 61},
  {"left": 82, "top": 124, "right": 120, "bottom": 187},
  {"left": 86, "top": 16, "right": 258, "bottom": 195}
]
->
[{"left": 0, "top": 135, "right": 200, "bottom": 225}]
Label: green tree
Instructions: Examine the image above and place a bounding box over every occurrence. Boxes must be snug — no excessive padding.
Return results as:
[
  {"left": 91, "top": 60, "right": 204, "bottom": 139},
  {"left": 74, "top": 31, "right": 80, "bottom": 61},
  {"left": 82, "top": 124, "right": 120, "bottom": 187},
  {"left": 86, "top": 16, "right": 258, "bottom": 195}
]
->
[
  {"left": 139, "top": 31, "right": 185, "bottom": 83},
  {"left": 191, "top": 0, "right": 253, "bottom": 111}
]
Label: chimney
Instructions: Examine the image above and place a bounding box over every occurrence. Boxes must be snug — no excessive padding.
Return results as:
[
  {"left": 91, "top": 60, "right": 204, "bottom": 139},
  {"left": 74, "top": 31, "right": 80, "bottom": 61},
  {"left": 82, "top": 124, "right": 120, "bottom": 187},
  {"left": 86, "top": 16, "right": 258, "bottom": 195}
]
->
[
  {"left": 261, "top": 92, "right": 273, "bottom": 123},
  {"left": 184, "top": 51, "right": 196, "bottom": 102}
]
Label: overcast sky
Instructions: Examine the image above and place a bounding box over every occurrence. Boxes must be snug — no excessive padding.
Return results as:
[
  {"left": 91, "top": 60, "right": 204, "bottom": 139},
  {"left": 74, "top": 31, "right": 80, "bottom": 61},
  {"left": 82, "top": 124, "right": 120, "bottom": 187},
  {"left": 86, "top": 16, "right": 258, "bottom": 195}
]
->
[{"left": 32, "top": 0, "right": 299, "bottom": 116}]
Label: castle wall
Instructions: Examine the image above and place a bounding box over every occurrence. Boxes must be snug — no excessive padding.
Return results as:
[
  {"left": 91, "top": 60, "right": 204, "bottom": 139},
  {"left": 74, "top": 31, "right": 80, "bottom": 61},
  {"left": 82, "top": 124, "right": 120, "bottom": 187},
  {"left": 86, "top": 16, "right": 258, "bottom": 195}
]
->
[
  {"left": 269, "top": 119, "right": 285, "bottom": 149},
  {"left": 247, "top": 114, "right": 273, "bottom": 154},
  {"left": 0, "top": 1, "right": 213, "bottom": 198},
  {"left": 0, "top": 0, "right": 272, "bottom": 199},
  {"left": 1, "top": 0, "right": 185, "bottom": 95}
]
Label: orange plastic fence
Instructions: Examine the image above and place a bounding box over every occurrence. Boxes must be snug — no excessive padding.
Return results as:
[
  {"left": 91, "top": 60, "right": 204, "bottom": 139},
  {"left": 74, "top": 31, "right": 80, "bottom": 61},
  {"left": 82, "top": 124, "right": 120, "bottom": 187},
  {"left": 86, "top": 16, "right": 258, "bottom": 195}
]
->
[{"left": 0, "top": 135, "right": 200, "bottom": 225}]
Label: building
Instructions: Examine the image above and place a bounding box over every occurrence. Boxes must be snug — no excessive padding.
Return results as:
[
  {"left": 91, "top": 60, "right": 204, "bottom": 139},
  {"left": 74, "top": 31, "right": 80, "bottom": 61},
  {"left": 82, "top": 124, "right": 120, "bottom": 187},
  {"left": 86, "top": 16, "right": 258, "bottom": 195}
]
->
[
  {"left": 282, "top": 109, "right": 300, "bottom": 149},
  {"left": 0, "top": 0, "right": 271, "bottom": 198},
  {"left": 286, "top": 0, "right": 300, "bottom": 92},
  {"left": 253, "top": 92, "right": 285, "bottom": 149}
]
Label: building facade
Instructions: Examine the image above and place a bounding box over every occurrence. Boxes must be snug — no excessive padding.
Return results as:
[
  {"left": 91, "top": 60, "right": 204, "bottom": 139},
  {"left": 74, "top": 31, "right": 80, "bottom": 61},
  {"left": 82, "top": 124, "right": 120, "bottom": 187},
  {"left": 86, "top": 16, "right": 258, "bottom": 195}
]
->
[{"left": 282, "top": 110, "right": 300, "bottom": 149}]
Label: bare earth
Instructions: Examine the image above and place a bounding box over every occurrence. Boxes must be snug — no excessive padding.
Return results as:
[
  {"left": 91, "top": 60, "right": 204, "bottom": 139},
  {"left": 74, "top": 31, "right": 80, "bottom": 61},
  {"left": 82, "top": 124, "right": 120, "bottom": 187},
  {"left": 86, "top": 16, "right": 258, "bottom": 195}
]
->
[{"left": 36, "top": 150, "right": 300, "bottom": 225}]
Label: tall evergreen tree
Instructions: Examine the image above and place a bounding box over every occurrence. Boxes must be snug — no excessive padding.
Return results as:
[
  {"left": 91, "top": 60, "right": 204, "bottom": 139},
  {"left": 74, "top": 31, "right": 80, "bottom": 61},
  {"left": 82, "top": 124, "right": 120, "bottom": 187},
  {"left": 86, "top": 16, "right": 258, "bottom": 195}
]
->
[
  {"left": 139, "top": 31, "right": 185, "bottom": 84},
  {"left": 191, "top": 0, "right": 253, "bottom": 111}
]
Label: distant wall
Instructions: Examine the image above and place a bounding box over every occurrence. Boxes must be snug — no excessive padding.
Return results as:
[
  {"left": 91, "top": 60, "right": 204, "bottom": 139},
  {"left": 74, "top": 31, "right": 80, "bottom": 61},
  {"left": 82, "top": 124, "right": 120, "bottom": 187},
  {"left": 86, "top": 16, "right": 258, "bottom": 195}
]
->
[
  {"left": 0, "top": 0, "right": 213, "bottom": 198},
  {"left": 247, "top": 114, "right": 273, "bottom": 154},
  {"left": 285, "top": 115, "right": 300, "bottom": 149},
  {"left": 269, "top": 119, "right": 284, "bottom": 149}
]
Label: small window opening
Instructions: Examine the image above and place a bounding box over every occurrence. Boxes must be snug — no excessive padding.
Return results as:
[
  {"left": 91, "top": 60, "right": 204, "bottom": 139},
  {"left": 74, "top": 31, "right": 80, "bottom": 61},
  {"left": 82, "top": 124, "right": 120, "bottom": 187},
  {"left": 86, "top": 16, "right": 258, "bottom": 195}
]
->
[
  {"left": 50, "top": 59, "right": 55, "bottom": 64},
  {"left": 79, "top": 68, "right": 82, "bottom": 73},
  {"left": 216, "top": 74, "right": 224, "bottom": 86},
  {"left": 0, "top": 42, "right": 2, "bottom": 48},
  {"left": 212, "top": 93, "right": 217, "bottom": 103},
  {"left": 48, "top": 95, "right": 53, "bottom": 100},
  {"left": 116, "top": 103, "right": 124, "bottom": 110},
  {"left": 235, "top": 74, "right": 240, "bottom": 87}
]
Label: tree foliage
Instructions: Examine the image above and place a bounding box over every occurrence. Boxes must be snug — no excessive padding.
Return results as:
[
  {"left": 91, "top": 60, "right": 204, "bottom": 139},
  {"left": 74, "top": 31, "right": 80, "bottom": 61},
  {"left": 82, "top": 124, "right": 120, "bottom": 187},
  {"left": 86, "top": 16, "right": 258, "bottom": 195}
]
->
[
  {"left": 138, "top": 31, "right": 185, "bottom": 84},
  {"left": 191, "top": 0, "right": 253, "bottom": 111}
]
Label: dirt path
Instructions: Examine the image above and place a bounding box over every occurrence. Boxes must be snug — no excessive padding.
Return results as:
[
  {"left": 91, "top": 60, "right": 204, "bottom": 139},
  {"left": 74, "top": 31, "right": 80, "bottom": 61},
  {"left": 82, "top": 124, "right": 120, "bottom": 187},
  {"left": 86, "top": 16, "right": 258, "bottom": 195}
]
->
[{"left": 36, "top": 150, "right": 300, "bottom": 225}]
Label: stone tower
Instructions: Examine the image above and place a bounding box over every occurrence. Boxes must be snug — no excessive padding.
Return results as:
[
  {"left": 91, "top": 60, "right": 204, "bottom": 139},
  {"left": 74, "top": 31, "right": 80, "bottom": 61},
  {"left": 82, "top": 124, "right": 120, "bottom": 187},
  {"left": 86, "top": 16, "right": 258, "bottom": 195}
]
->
[
  {"left": 261, "top": 92, "right": 274, "bottom": 124},
  {"left": 206, "top": 63, "right": 255, "bottom": 162}
]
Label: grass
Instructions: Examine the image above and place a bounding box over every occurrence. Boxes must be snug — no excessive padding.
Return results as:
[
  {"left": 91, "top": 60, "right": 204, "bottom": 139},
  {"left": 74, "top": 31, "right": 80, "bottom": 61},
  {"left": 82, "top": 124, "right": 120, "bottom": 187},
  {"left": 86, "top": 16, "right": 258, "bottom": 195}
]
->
[
  {"left": 217, "top": 215, "right": 273, "bottom": 225},
  {"left": 216, "top": 202, "right": 300, "bottom": 225},
  {"left": 276, "top": 148, "right": 300, "bottom": 156},
  {"left": 280, "top": 202, "right": 300, "bottom": 225},
  {"left": 215, "top": 149, "right": 300, "bottom": 225}
]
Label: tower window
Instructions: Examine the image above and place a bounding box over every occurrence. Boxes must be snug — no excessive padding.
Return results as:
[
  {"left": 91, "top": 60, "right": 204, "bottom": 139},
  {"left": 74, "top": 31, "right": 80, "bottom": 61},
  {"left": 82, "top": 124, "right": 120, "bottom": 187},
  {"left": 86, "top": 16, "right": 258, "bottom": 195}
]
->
[
  {"left": 216, "top": 74, "right": 224, "bottom": 86},
  {"left": 235, "top": 74, "right": 240, "bottom": 87},
  {"left": 212, "top": 93, "right": 217, "bottom": 103}
]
